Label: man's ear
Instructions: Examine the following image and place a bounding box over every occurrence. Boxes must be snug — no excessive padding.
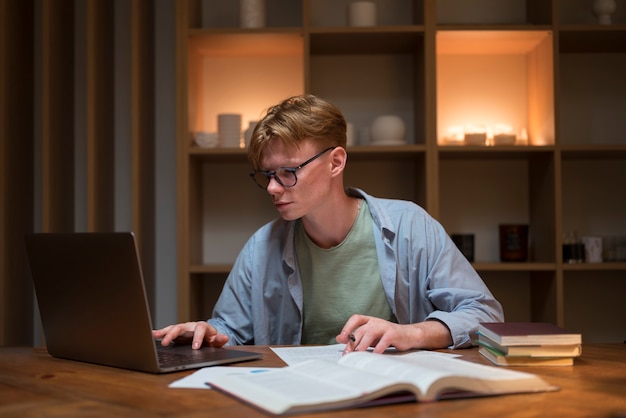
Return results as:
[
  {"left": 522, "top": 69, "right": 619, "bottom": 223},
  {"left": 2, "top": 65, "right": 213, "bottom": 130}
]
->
[{"left": 329, "top": 146, "right": 347, "bottom": 176}]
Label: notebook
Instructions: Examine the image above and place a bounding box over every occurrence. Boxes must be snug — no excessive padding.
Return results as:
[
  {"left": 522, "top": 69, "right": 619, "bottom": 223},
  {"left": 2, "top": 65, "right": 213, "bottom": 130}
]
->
[{"left": 24, "top": 232, "right": 262, "bottom": 373}]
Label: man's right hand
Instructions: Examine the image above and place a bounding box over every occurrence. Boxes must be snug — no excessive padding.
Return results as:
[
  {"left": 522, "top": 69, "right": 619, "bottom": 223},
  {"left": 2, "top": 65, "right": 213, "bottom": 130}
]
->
[{"left": 152, "top": 321, "right": 229, "bottom": 349}]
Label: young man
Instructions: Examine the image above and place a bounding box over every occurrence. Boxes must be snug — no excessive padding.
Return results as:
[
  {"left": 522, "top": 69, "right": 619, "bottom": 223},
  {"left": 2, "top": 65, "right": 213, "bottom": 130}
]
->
[{"left": 154, "top": 94, "right": 504, "bottom": 353}]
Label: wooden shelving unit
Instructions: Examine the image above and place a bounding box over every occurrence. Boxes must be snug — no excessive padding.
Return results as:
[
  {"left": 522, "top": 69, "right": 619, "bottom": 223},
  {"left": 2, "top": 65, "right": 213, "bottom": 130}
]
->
[{"left": 176, "top": 0, "right": 626, "bottom": 342}]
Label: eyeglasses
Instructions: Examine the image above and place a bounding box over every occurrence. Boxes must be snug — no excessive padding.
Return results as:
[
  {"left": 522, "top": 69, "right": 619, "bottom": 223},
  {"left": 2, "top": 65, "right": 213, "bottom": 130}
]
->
[{"left": 250, "top": 146, "right": 336, "bottom": 189}]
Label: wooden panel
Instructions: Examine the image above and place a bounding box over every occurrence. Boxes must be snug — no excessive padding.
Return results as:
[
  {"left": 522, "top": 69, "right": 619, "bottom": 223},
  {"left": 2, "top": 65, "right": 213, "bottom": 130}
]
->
[
  {"left": 0, "top": 0, "right": 35, "bottom": 345},
  {"left": 42, "top": 0, "right": 75, "bottom": 232},
  {"left": 86, "top": 0, "right": 115, "bottom": 231}
]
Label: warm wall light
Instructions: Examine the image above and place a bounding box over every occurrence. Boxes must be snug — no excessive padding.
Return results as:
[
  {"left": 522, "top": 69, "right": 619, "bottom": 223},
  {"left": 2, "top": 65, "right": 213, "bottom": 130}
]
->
[
  {"left": 442, "top": 123, "right": 527, "bottom": 146},
  {"left": 436, "top": 30, "right": 554, "bottom": 146}
]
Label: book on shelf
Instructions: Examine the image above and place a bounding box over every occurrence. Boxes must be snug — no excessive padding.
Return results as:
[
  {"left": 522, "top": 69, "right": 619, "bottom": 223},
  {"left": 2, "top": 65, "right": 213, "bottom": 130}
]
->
[
  {"left": 476, "top": 333, "right": 582, "bottom": 358},
  {"left": 478, "top": 322, "right": 582, "bottom": 346},
  {"left": 206, "top": 351, "right": 558, "bottom": 415},
  {"left": 478, "top": 345, "right": 575, "bottom": 367}
]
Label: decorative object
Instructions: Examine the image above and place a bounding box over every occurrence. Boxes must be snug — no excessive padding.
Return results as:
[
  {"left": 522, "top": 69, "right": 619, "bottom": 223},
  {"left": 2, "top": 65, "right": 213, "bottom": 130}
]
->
[
  {"left": 217, "top": 113, "right": 242, "bottom": 148},
  {"left": 593, "top": 0, "right": 617, "bottom": 25},
  {"left": 493, "top": 133, "right": 516, "bottom": 145},
  {"left": 491, "top": 123, "right": 516, "bottom": 145},
  {"left": 499, "top": 224, "right": 529, "bottom": 262},
  {"left": 464, "top": 125, "right": 487, "bottom": 145},
  {"left": 346, "top": 122, "right": 356, "bottom": 146},
  {"left": 370, "top": 115, "right": 406, "bottom": 145},
  {"left": 239, "top": 0, "right": 265, "bottom": 28},
  {"left": 348, "top": 1, "right": 377, "bottom": 27},
  {"left": 243, "top": 121, "right": 258, "bottom": 147},
  {"left": 581, "top": 236, "right": 603, "bottom": 263},
  {"left": 194, "top": 131, "right": 219, "bottom": 148},
  {"left": 562, "top": 231, "right": 584, "bottom": 263}
]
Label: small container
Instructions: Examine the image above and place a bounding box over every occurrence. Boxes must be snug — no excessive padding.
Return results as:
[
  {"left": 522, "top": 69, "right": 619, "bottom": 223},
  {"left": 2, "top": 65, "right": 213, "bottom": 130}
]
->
[
  {"left": 499, "top": 224, "right": 529, "bottom": 262},
  {"left": 562, "top": 231, "right": 584, "bottom": 264},
  {"left": 370, "top": 115, "right": 406, "bottom": 145},
  {"left": 581, "top": 236, "right": 603, "bottom": 263},
  {"left": 239, "top": 0, "right": 265, "bottom": 28},
  {"left": 348, "top": 1, "right": 377, "bottom": 27}
]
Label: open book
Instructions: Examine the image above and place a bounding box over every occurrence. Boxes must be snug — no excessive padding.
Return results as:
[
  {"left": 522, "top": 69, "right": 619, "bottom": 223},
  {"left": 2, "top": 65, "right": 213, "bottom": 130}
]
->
[{"left": 206, "top": 351, "right": 558, "bottom": 415}]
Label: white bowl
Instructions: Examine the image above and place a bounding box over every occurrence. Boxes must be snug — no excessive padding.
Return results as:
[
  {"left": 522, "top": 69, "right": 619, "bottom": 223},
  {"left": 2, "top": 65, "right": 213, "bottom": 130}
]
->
[{"left": 370, "top": 115, "right": 406, "bottom": 144}]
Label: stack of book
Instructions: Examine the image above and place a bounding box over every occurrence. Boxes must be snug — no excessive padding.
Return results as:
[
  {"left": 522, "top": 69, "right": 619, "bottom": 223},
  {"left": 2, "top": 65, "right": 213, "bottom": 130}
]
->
[{"left": 477, "top": 322, "right": 582, "bottom": 366}]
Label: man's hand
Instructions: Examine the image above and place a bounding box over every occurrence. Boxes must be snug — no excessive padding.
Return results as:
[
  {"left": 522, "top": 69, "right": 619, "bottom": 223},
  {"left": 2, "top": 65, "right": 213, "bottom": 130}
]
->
[
  {"left": 336, "top": 314, "right": 452, "bottom": 354},
  {"left": 153, "top": 321, "right": 229, "bottom": 349}
]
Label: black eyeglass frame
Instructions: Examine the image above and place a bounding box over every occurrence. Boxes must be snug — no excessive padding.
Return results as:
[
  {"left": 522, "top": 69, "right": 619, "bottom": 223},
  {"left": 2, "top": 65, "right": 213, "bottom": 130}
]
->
[{"left": 250, "top": 146, "right": 337, "bottom": 189}]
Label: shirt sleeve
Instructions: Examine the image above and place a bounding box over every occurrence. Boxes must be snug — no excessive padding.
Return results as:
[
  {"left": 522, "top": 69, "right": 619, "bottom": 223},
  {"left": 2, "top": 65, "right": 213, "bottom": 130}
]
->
[{"left": 419, "top": 215, "right": 505, "bottom": 348}]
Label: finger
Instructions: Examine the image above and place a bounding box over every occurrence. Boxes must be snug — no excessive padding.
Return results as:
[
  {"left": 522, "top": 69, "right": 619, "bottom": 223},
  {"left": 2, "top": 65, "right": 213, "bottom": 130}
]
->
[
  {"left": 338, "top": 314, "right": 364, "bottom": 338},
  {"left": 152, "top": 325, "right": 171, "bottom": 339},
  {"left": 210, "top": 333, "right": 229, "bottom": 348},
  {"left": 191, "top": 323, "right": 206, "bottom": 349},
  {"left": 372, "top": 334, "right": 393, "bottom": 354},
  {"left": 342, "top": 333, "right": 357, "bottom": 355}
]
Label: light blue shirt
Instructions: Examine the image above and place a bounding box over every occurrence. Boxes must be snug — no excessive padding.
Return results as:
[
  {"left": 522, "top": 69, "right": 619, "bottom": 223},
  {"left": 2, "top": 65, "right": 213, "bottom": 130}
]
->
[{"left": 208, "top": 188, "right": 504, "bottom": 349}]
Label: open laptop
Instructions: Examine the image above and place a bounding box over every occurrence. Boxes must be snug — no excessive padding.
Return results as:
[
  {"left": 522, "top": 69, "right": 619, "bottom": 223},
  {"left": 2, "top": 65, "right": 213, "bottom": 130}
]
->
[{"left": 24, "top": 232, "right": 261, "bottom": 373}]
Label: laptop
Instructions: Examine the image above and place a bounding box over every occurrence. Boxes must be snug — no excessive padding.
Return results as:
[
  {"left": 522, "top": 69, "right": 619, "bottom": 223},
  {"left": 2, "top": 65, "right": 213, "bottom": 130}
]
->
[{"left": 24, "top": 232, "right": 262, "bottom": 373}]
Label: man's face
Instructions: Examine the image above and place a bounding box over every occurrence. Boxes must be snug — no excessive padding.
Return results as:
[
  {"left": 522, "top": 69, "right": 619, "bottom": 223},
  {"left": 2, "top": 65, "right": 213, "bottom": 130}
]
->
[{"left": 258, "top": 139, "right": 334, "bottom": 221}]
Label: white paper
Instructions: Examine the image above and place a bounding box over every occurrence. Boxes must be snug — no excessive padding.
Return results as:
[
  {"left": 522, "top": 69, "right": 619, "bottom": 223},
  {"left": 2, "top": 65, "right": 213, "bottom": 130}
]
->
[
  {"left": 169, "top": 366, "right": 275, "bottom": 389},
  {"left": 270, "top": 344, "right": 346, "bottom": 365},
  {"left": 270, "top": 344, "right": 460, "bottom": 366}
]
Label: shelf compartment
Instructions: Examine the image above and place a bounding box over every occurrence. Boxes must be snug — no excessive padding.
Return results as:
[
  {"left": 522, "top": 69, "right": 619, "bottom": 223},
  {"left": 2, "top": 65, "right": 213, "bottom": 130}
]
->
[
  {"left": 310, "top": 31, "right": 425, "bottom": 146},
  {"left": 480, "top": 270, "right": 558, "bottom": 324},
  {"left": 193, "top": 0, "right": 302, "bottom": 29},
  {"left": 345, "top": 153, "right": 427, "bottom": 208},
  {"left": 308, "top": 0, "right": 422, "bottom": 27},
  {"left": 438, "top": 150, "right": 556, "bottom": 263},
  {"left": 558, "top": 0, "right": 626, "bottom": 25},
  {"left": 557, "top": 47, "right": 626, "bottom": 145},
  {"left": 561, "top": 158, "right": 626, "bottom": 244},
  {"left": 194, "top": 160, "right": 277, "bottom": 265},
  {"left": 187, "top": 32, "right": 304, "bottom": 138},
  {"left": 563, "top": 270, "right": 626, "bottom": 343},
  {"left": 436, "top": 30, "right": 554, "bottom": 147},
  {"left": 436, "top": 0, "right": 552, "bottom": 25},
  {"left": 189, "top": 272, "right": 229, "bottom": 320}
]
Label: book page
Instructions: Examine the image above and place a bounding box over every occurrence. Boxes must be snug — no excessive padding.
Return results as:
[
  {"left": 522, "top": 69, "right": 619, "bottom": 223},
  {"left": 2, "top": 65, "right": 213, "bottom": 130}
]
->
[
  {"left": 207, "top": 359, "right": 415, "bottom": 414},
  {"left": 339, "top": 351, "right": 552, "bottom": 400}
]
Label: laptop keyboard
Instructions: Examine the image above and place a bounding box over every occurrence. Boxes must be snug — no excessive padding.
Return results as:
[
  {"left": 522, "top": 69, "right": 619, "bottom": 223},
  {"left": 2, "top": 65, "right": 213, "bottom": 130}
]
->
[{"left": 157, "top": 350, "right": 205, "bottom": 367}]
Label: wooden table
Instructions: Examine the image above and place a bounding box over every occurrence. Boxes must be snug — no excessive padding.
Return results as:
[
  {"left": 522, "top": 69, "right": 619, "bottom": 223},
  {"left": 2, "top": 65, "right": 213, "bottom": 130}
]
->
[{"left": 1, "top": 344, "right": 625, "bottom": 417}]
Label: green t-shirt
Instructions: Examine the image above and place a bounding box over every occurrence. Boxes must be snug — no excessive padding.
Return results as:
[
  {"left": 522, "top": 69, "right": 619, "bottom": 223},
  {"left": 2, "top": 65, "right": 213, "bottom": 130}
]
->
[{"left": 296, "top": 200, "right": 396, "bottom": 345}]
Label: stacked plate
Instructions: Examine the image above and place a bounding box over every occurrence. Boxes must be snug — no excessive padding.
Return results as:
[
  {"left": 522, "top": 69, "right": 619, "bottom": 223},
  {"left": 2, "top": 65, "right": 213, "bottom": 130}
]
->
[{"left": 218, "top": 114, "right": 242, "bottom": 148}]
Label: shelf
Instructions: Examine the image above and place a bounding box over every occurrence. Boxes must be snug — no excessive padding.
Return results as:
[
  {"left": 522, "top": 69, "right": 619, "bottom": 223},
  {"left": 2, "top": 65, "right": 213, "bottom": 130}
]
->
[
  {"left": 562, "top": 262, "right": 626, "bottom": 271},
  {"left": 197, "top": 0, "right": 302, "bottom": 29},
  {"left": 438, "top": 146, "right": 554, "bottom": 159},
  {"left": 190, "top": 264, "right": 233, "bottom": 274},
  {"left": 309, "top": 0, "right": 421, "bottom": 27},
  {"left": 436, "top": 0, "right": 553, "bottom": 25},
  {"left": 473, "top": 262, "right": 556, "bottom": 271}
]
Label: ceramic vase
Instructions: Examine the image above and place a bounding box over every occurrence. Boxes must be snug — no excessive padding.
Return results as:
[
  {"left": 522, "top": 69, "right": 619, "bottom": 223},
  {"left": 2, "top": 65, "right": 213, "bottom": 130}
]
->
[
  {"left": 593, "top": 0, "right": 616, "bottom": 25},
  {"left": 240, "top": 0, "right": 265, "bottom": 28},
  {"left": 370, "top": 115, "right": 406, "bottom": 145}
]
